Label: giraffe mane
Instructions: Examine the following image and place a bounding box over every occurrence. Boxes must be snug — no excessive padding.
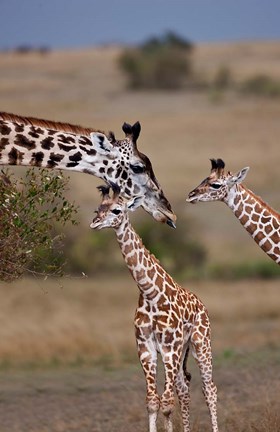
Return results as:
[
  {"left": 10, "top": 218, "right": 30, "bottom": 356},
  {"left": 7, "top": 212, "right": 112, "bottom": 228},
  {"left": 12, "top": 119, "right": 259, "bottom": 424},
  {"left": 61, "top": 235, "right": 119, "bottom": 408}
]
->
[{"left": 0, "top": 111, "right": 104, "bottom": 136}]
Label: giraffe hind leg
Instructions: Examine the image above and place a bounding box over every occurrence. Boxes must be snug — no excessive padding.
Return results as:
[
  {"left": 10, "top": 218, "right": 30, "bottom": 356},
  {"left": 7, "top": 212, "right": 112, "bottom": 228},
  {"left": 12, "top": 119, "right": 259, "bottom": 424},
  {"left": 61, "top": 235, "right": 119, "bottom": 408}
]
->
[
  {"left": 175, "top": 344, "right": 192, "bottom": 432},
  {"left": 191, "top": 334, "right": 218, "bottom": 432}
]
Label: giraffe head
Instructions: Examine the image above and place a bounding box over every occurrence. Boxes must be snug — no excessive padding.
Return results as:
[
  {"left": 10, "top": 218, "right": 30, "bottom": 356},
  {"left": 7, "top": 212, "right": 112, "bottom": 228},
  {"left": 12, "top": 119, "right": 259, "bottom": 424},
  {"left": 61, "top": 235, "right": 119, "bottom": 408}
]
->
[
  {"left": 90, "top": 122, "right": 176, "bottom": 227},
  {"left": 90, "top": 183, "right": 143, "bottom": 231},
  {"left": 187, "top": 158, "right": 250, "bottom": 204}
]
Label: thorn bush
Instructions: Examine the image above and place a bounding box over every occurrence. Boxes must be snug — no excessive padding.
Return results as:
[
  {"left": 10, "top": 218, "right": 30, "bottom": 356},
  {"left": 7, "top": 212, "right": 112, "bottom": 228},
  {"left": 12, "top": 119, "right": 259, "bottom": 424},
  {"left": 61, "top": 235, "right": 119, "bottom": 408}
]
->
[{"left": 0, "top": 169, "right": 78, "bottom": 282}]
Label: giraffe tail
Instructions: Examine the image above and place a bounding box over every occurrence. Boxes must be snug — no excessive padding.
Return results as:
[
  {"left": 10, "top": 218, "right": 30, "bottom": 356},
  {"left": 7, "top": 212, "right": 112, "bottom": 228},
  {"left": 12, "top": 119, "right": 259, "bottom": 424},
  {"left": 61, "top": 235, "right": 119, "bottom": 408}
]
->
[{"left": 183, "top": 346, "right": 192, "bottom": 382}]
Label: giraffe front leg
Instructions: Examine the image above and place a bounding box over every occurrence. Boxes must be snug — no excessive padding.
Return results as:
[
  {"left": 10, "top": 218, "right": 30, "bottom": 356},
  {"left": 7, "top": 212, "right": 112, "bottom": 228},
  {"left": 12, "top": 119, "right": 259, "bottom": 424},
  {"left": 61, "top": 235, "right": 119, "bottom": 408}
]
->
[
  {"left": 135, "top": 327, "right": 160, "bottom": 432},
  {"left": 159, "top": 331, "right": 183, "bottom": 432},
  {"left": 161, "top": 354, "right": 182, "bottom": 432}
]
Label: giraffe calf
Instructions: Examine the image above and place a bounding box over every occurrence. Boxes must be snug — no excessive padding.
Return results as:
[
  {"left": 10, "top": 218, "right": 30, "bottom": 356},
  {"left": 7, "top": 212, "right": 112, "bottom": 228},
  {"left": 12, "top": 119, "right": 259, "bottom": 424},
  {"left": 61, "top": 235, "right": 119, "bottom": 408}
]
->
[
  {"left": 91, "top": 184, "right": 218, "bottom": 432},
  {"left": 187, "top": 158, "right": 280, "bottom": 264}
]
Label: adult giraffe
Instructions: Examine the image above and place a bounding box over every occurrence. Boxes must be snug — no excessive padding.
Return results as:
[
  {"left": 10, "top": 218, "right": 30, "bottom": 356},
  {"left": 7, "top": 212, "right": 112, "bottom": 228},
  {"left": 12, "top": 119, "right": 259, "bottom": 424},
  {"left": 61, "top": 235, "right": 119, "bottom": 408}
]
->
[
  {"left": 90, "top": 184, "right": 218, "bottom": 432},
  {"left": 0, "top": 112, "right": 176, "bottom": 226},
  {"left": 187, "top": 158, "right": 280, "bottom": 264}
]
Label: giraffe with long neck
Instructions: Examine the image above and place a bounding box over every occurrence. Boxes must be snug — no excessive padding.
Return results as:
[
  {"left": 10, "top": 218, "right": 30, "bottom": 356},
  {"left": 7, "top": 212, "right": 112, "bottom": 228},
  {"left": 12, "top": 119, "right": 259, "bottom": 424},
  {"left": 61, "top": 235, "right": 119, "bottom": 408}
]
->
[
  {"left": 90, "top": 185, "right": 218, "bottom": 432},
  {"left": 0, "top": 112, "right": 176, "bottom": 226},
  {"left": 187, "top": 158, "right": 280, "bottom": 264}
]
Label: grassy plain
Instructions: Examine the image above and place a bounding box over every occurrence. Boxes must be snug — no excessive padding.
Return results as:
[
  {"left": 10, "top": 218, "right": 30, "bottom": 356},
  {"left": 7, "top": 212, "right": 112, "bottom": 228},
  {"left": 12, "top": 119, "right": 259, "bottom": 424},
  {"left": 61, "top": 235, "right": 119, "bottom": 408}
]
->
[
  {"left": 0, "top": 41, "right": 280, "bottom": 431},
  {"left": 0, "top": 277, "right": 279, "bottom": 431}
]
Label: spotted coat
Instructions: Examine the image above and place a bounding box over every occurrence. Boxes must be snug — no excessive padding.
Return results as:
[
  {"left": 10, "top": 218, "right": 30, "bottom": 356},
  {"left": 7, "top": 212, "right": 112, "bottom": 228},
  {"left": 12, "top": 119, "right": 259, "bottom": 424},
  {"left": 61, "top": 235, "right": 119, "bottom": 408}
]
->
[
  {"left": 0, "top": 112, "right": 176, "bottom": 225},
  {"left": 91, "top": 186, "right": 218, "bottom": 432},
  {"left": 187, "top": 158, "right": 280, "bottom": 264}
]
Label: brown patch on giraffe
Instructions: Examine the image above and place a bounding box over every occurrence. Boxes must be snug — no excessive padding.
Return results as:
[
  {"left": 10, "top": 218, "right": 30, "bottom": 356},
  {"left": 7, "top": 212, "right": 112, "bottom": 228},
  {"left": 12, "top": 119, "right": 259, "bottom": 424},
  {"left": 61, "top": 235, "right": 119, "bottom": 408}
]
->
[
  {"left": 234, "top": 202, "right": 244, "bottom": 218},
  {"left": 255, "top": 231, "right": 266, "bottom": 242},
  {"left": 164, "top": 330, "right": 175, "bottom": 345},
  {"left": 15, "top": 124, "right": 24, "bottom": 133},
  {"left": 58, "top": 134, "right": 76, "bottom": 144},
  {"left": 58, "top": 143, "right": 76, "bottom": 152},
  {"left": 14, "top": 134, "right": 36, "bottom": 150},
  {"left": 46, "top": 153, "right": 64, "bottom": 168},
  {"left": 261, "top": 239, "right": 273, "bottom": 251},
  {"left": 0, "top": 137, "right": 9, "bottom": 150},
  {"left": 79, "top": 145, "right": 96, "bottom": 156},
  {"left": 31, "top": 152, "right": 44, "bottom": 167},
  {"left": 147, "top": 268, "right": 156, "bottom": 280},
  {"left": 123, "top": 244, "right": 132, "bottom": 255},
  {"left": 272, "top": 218, "right": 280, "bottom": 230},
  {"left": 270, "top": 249, "right": 280, "bottom": 259},
  {"left": 0, "top": 123, "right": 12, "bottom": 135},
  {"left": 270, "top": 231, "right": 280, "bottom": 244},
  {"left": 69, "top": 152, "right": 82, "bottom": 162},
  {"left": 41, "top": 137, "right": 54, "bottom": 150},
  {"left": 135, "top": 268, "right": 146, "bottom": 281},
  {"left": 28, "top": 126, "right": 44, "bottom": 138},
  {"left": 253, "top": 202, "right": 263, "bottom": 215},
  {"left": 261, "top": 215, "right": 271, "bottom": 224},
  {"left": 136, "top": 313, "right": 151, "bottom": 326},
  {"left": 239, "top": 213, "right": 250, "bottom": 225},
  {"left": 233, "top": 196, "right": 240, "bottom": 206},
  {"left": 248, "top": 223, "right": 258, "bottom": 233},
  {"left": 244, "top": 205, "right": 253, "bottom": 214},
  {"left": 8, "top": 147, "right": 24, "bottom": 164},
  {"left": 264, "top": 224, "right": 273, "bottom": 235},
  {"left": 155, "top": 274, "right": 164, "bottom": 288}
]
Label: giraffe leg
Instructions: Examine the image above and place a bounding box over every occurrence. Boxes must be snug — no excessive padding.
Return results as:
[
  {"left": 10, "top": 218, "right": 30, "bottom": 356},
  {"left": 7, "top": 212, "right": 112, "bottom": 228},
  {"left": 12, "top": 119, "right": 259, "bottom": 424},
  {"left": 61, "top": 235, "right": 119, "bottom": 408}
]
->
[
  {"left": 160, "top": 335, "right": 183, "bottom": 432},
  {"left": 175, "top": 345, "right": 191, "bottom": 432},
  {"left": 191, "top": 333, "right": 218, "bottom": 432},
  {"left": 135, "top": 333, "right": 160, "bottom": 432}
]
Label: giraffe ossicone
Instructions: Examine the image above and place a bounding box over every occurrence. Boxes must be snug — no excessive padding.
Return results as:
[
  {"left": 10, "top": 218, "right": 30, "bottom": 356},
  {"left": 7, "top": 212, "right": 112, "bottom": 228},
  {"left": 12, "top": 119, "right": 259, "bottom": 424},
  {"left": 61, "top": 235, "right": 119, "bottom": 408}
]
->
[
  {"left": 187, "top": 158, "right": 280, "bottom": 264},
  {"left": 0, "top": 111, "right": 176, "bottom": 226},
  {"left": 91, "top": 185, "right": 219, "bottom": 432}
]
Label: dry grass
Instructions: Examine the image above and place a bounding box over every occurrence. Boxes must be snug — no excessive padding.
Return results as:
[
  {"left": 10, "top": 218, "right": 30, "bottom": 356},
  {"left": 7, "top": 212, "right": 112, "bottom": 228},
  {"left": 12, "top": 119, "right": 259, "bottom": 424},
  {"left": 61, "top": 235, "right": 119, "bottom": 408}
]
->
[
  {"left": 0, "top": 277, "right": 279, "bottom": 431},
  {"left": 0, "top": 277, "right": 279, "bottom": 365}
]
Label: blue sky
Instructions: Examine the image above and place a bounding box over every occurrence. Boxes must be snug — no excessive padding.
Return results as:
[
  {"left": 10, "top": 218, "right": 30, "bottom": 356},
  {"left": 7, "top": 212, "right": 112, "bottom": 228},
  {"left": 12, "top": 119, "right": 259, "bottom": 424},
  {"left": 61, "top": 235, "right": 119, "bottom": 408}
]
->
[{"left": 1, "top": 0, "right": 280, "bottom": 50}]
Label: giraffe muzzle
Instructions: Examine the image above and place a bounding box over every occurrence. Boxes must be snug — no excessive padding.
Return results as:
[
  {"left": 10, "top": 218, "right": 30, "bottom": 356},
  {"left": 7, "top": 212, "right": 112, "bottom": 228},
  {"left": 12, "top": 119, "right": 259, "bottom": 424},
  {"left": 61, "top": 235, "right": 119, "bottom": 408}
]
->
[{"left": 186, "top": 191, "right": 199, "bottom": 204}]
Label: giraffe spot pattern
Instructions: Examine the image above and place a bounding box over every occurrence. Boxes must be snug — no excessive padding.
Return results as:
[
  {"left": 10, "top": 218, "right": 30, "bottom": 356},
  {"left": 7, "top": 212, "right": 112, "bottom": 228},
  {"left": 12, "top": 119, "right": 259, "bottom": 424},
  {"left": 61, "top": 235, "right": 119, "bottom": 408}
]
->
[{"left": 232, "top": 186, "right": 280, "bottom": 263}]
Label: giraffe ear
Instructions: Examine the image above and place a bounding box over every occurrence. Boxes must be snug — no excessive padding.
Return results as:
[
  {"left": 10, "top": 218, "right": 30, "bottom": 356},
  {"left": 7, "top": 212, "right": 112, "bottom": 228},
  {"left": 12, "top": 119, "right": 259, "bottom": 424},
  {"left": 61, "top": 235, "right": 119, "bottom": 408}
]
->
[
  {"left": 227, "top": 167, "right": 250, "bottom": 188},
  {"left": 90, "top": 132, "right": 118, "bottom": 156},
  {"left": 126, "top": 196, "right": 144, "bottom": 212}
]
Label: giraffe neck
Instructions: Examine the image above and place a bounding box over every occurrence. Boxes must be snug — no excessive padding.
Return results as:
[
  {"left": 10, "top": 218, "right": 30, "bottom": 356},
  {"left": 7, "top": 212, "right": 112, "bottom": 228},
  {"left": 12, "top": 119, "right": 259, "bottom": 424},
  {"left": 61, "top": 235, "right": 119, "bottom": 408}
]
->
[
  {"left": 115, "top": 216, "right": 175, "bottom": 300},
  {"left": 225, "top": 184, "right": 280, "bottom": 264},
  {"left": 0, "top": 116, "right": 109, "bottom": 180}
]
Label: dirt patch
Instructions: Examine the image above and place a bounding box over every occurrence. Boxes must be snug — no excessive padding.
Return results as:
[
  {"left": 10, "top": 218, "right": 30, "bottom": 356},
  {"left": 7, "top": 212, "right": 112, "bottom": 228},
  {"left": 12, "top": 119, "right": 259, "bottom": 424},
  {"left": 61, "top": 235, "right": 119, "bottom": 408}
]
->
[{"left": 0, "top": 350, "right": 279, "bottom": 432}]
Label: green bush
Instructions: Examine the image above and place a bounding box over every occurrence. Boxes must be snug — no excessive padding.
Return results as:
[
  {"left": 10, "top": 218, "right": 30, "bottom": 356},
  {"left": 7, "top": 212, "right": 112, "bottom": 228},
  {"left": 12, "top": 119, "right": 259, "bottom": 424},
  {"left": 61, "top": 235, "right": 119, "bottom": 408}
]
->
[
  {"left": 0, "top": 169, "right": 78, "bottom": 282},
  {"left": 240, "top": 74, "right": 280, "bottom": 97},
  {"left": 208, "top": 260, "right": 280, "bottom": 280},
  {"left": 212, "top": 65, "right": 232, "bottom": 90},
  {"left": 119, "top": 31, "right": 193, "bottom": 90}
]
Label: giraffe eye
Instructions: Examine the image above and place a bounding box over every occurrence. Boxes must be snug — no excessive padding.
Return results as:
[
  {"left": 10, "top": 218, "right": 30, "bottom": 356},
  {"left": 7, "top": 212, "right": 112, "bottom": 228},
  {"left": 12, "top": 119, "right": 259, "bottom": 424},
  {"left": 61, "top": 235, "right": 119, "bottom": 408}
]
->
[
  {"left": 211, "top": 183, "right": 222, "bottom": 189},
  {"left": 111, "top": 208, "right": 121, "bottom": 215},
  {"left": 130, "top": 164, "right": 145, "bottom": 174}
]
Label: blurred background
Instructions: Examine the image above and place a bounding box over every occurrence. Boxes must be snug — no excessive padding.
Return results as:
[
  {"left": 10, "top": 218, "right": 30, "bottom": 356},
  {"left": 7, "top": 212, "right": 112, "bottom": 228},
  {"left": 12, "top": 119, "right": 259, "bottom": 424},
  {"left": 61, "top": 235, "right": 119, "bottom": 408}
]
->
[{"left": 0, "top": 1, "right": 280, "bottom": 431}]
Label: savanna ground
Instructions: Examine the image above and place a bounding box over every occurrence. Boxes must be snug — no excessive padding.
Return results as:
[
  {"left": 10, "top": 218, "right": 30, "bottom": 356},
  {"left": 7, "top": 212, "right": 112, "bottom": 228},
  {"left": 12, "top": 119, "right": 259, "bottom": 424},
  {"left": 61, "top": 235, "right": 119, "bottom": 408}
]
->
[{"left": 0, "top": 41, "right": 280, "bottom": 431}]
